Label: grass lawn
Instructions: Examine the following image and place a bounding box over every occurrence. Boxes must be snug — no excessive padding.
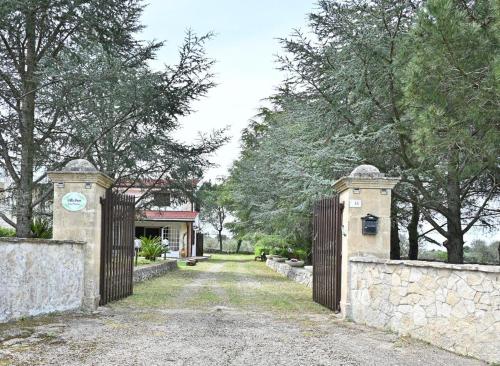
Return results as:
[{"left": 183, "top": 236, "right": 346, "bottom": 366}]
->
[{"left": 117, "top": 253, "right": 328, "bottom": 317}]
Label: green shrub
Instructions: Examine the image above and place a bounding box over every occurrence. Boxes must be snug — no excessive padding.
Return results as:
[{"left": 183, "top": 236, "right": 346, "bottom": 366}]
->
[
  {"left": 0, "top": 227, "right": 16, "bottom": 237},
  {"left": 254, "top": 244, "right": 269, "bottom": 257},
  {"left": 270, "top": 246, "right": 289, "bottom": 257},
  {"left": 290, "top": 248, "right": 308, "bottom": 261},
  {"left": 31, "top": 218, "right": 52, "bottom": 239},
  {"left": 255, "top": 234, "right": 286, "bottom": 248},
  {"left": 139, "top": 236, "right": 167, "bottom": 261}
]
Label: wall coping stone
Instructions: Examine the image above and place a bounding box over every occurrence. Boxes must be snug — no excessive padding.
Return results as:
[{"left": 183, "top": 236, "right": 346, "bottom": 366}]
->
[
  {"left": 47, "top": 171, "right": 114, "bottom": 189},
  {"left": 333, "top": 176, "right": 400, "bottom": 193},
  {"left": 350, "top": 256, "right": 500, "bottom": 273},
  {"left": 0, "top": 237, "right": 85, "bottom": 245}
]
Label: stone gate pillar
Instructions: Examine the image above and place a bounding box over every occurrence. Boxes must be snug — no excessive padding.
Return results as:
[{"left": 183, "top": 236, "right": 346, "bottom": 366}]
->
[
  {"left": 333, "top": 165, "right": 399, "bottom": 317},
  {"left": 48, "top": 159, "right": 113, "bottom": 311}
]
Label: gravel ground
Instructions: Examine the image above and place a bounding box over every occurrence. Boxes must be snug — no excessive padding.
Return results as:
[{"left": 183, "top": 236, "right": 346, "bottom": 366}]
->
[{"left": 0, "top": 255, "right": 487, "bottom": 366}]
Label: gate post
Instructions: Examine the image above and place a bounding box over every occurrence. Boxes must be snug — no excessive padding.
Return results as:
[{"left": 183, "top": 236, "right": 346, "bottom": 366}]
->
[
  {"left": 48, "top": 159, "right": 113, "bottom": 311},
  {"left": 333, "top": 165, "right": 399, "bottom": 318}
]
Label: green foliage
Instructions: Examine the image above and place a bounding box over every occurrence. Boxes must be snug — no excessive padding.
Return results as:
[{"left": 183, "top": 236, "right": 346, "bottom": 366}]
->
[
  {"left": 255, "top": 235, "right": 287, "bottom": 249},
  {"left": 30, "top": 218, "right": 52, "bottom": 239},
  {"left": 139, "top": 236, "right": 167, "bottom": 261},
  {"left": 270, "top": 246, "right": 289, "bottom": 258},
  {"left": 0, "top": 1, "right": 225, "bottom": 237},
  {"left": 198, "top": 181, "right": 228, "bottom": 251},
  {"left": 251, "top": 235, "right": 292, "bottom": 258},
  {"left": 0, "top": 227, "right": 15, "bottom": 237},
  {"left": 135, "top": 257, "right": 153, "bottom": 266},
  {"left": 420, "top": 250, "right": 448, "bottom": 262},
  {"left": 464, "top": 240, "right": 499, "bottom": 264},
  {"left": 290, "top": 248, "right": 308, "bottom": 261},
  {"left": 203, "top": 236, "right": 254, "bottom": 253},
  {"left": 224, "top": 0, "right": 499, "bottom": 264},
  {"left": 254, "top": 244, "right": 268, "bottom": 258}
]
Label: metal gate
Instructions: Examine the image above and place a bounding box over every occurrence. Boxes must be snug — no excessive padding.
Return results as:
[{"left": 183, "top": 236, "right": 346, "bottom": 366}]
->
[
  {"left": 100, "top": 189, "right": 135, "bottom": 305},
  {"left": 312, "top": 195, "right": 344, "bottom": 312}
]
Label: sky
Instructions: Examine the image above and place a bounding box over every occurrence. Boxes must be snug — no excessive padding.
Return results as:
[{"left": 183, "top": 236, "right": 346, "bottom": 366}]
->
[
  {"left": 138, "top": 1, "right": 499, "bottom": 242},
  {"left": 139, "top": 1, "right": 316, "bottom": 181}
]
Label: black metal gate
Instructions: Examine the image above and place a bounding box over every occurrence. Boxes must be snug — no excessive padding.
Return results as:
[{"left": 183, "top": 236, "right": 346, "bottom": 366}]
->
[
  {"left": 100, "top": 189, "right": 135, "bottom": 305},
  {"left": 312, "top": 195, "right": 344, "bottom": 312}
]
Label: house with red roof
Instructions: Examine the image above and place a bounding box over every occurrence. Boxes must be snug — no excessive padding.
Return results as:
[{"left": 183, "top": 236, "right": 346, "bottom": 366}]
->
[{"left": 119, "top": 179, "right": 202, "bottom": 258}]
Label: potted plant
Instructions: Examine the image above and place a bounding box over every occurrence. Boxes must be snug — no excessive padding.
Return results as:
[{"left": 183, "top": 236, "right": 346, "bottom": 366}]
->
[
  {"left": 286, "top": 258, "right": 305, "bottom": 267},
  {"left": 139, "top": 236, "right": 168, "bottom": 261}
]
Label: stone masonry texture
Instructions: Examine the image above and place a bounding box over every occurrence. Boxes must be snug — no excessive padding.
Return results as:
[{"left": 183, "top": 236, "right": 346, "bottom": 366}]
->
[
  {"left": 0, "top": 238, "right": 85, "bottom": 323},
  {"left": 349, "top": 257, "right": 500, "bottom": 363},
  {"left": 133, "top": 259, "right": 178, "bottom": 283},
  {"left": 266, "top": 259, "right": 312, "bottom": 288}
]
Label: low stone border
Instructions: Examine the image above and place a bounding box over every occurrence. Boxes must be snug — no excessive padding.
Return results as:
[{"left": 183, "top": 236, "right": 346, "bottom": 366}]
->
[
  {"left": 266, "top": 259, "right": 312, "bottom": 288},
  {"left": 0, "top": 237, "right": 85, "bottom": 245},
  {"left": 133, "top": 259, "right": 178, "bottom": 283}
]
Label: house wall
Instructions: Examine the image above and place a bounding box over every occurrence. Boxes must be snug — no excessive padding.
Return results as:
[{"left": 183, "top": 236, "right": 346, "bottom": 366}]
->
[
  {"left": 125, "top": 187, "right": 194, "bottom": 212},
  {"left": 0, "top": 238, "right": 85, "bottom": 323},
  {"left": 349, "top": 257, "right": 500, "bottom": 363},
  {"left": 135, "top": 221, "right": 191, "bottom": 257}
]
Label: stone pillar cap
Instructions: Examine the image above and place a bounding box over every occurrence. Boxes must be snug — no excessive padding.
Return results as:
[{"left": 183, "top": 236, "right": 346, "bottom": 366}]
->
[
  {"left": 47, "top": 159, "right": 114, "bottom": 188},
  {"left": 349, "top": 164, "right": 384, "bottom": 178},
  {"left": 333, "top": 165, "right": 400, "bottom": 193},
  {"left": 62, "top": 159, "right": 98, "bottom": 172}
]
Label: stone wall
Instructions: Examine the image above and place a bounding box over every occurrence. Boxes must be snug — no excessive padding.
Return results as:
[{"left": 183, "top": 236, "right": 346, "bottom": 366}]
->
[
  {"left": 0, "top": 238, "right": 85, "bottom": 323},
  {"left": 133, "top": 259, "right": 178, "bottom": 283},
  {"left": 266, "top": 259, "right": 312, "bottom": 288},
  {"left": 349, "top": 257, "right": 500, "bottom": 363}
]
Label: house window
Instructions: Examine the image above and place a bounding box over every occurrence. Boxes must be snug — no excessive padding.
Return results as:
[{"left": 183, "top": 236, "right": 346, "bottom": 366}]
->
[
  {"left": 152, "top": 192, "right": 171, "bottom": 207},
  {"left": 162, "top": 225, "right": 179, "bottom": 251}
]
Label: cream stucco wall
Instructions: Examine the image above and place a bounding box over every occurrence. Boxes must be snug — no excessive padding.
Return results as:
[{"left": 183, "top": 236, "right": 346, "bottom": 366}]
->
[
  {"left": 0, "top": 238, "right": 85, "bottom": 323},
  {"left": 48, "top": 170, "right": 113, "bottom": 310}
]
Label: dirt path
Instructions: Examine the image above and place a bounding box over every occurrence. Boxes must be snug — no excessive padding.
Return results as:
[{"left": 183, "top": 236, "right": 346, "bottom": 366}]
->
[{"left": 0, "top": 254, "right": 487, "bottom": 366}]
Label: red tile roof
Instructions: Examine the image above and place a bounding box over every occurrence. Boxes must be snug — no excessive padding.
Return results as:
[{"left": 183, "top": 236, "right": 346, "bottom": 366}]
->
[{"left": 138, "top": 210, "right": 198, "bottom": 221}]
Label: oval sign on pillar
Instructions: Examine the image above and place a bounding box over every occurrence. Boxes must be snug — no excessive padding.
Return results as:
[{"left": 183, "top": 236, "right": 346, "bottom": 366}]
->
[{"left": 61, "top": 192, "right": 87, "bottom": 212}]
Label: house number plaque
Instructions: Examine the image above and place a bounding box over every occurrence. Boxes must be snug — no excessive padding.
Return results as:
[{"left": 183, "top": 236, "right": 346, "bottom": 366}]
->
[{"left": 62, "top": 192, "right": 87, "bottom": 212}]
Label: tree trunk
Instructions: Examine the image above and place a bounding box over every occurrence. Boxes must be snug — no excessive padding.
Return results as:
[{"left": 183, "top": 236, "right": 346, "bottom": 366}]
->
[
  {"left": 445, "top": 230, "right": 464, "bottom": 264},
  {"left": 390, "top": 217, "right": 400, "bottom": 259},
  {"left": 16, "top": 10, "right": 37, "bottom": 238},
  {"left": 445, "top": 214, "right": 464, "bottom": 263},
  {"left": 390, "top": 198, "right": 400, "bottom": 259},
  {"left": 408, "top": 201, "right": 419, "bottom": 260},
  {"left": 236, "top": 239, "right": 242, "bottom": 253},
  {"left": 218, "top": 230, "right": 223, "bottom": 252},
  {"left": 445, "top": 149, "right": 464, "bottom": 264}
]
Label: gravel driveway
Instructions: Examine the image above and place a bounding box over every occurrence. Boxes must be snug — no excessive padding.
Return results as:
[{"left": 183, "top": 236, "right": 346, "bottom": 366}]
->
[{"left": 0, "top": 254, "right": 486, "bottom": 366}]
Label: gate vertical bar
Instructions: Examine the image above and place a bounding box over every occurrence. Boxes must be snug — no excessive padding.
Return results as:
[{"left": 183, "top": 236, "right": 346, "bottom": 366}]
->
[
  {"left": 312, "top": 195, "right": 342, "bottom": 312},
  {"left": 100, "top": 189, "right": 135, "bottom": 305}
]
